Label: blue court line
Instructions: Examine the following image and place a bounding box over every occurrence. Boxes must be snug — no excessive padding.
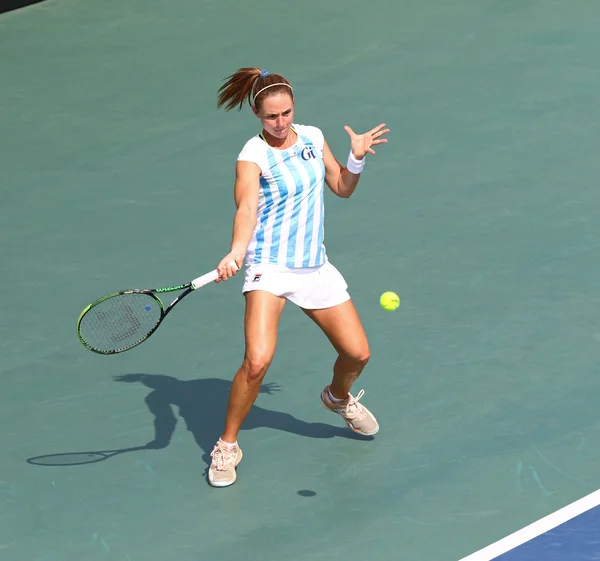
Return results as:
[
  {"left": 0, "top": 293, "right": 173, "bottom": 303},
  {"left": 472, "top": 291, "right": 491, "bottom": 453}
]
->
[{"left": 459, "top": 489, "right": 600, "bottom": 560}]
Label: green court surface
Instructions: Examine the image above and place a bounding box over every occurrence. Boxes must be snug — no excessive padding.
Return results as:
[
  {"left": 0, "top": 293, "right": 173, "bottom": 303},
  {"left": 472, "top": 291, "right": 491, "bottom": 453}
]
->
[{"left": 2, "top": 1, "right": 600, "bottom": 560}]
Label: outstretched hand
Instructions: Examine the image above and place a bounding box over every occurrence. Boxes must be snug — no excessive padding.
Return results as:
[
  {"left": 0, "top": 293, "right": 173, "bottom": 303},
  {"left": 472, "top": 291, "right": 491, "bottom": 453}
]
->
[{"left": 344, "top": 123, "right": 390, "bottom": 159}]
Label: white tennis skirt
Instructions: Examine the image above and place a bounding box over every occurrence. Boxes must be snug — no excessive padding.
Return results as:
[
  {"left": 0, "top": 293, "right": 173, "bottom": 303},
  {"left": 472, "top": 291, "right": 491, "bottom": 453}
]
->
[{"left": 241, "top": 261, "right": 351, "bottom": 310}]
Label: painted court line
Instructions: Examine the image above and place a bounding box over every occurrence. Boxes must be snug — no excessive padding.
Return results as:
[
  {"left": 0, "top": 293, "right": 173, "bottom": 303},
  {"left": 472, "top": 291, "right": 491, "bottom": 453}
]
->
[{"left": 458, "top": 488, "right": 600, "bottom": 561}]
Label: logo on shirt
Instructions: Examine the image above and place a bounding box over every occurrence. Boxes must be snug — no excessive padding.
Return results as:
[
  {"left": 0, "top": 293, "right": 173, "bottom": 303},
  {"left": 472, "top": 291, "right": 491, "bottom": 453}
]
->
[
  {"left": 253, "top": 274, "right": 262, "bottom": 283},
  {"left": 300, "top": 146, "right": 316, "bottom": 161}
]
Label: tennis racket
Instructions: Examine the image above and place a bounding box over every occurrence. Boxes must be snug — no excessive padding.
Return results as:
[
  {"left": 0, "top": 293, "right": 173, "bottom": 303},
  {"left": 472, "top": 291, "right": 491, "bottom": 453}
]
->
[{"left": 76, "top": 261, "right": 238, "bottom": 355}]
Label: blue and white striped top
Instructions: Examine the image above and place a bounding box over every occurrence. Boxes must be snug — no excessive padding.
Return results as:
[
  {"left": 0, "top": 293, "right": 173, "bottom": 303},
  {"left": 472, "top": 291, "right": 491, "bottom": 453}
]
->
[{"left": 237, "top": 124, "right": 327, "bottom": 268}]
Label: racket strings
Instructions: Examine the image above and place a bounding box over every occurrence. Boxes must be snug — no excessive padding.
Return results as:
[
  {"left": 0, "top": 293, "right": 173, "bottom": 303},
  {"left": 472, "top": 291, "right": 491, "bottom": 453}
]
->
[
  {"left": 79, "top": 293, "right": 161, "bottom": 352},
  {"left": 111, "top": 304, "right": 142, "bottom": 343}
]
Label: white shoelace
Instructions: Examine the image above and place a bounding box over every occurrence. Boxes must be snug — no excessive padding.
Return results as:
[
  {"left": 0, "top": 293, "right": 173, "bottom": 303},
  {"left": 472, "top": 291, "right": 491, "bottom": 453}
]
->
[
  {"left": 210, "top": 445, "right": 236, "bottom": 471},
  {"left": 344, "top": 389, "right": 367, "bottom": 420}
]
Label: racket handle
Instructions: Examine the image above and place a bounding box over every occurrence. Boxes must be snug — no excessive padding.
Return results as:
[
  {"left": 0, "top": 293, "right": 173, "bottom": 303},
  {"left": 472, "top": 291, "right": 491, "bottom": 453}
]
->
[{"left": 191, "top": 260, "right": 239, "bottom": 290}]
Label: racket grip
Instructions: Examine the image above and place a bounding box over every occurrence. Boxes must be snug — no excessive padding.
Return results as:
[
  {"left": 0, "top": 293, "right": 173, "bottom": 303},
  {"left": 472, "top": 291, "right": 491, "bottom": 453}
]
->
[{"left": 191, "top": 260, "right": 239, "bottom": 290}]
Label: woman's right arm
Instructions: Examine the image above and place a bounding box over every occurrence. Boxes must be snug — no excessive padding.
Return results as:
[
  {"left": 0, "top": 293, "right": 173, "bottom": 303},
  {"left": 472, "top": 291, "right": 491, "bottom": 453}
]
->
[{"left": 215, "top": 160, "right": 261, "bottom": 281}]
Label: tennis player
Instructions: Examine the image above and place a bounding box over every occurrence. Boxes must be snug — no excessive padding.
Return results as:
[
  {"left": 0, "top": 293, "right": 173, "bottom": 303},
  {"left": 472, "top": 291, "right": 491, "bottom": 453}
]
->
[{"left": 208, "top": 67, "right": 389, "bottom": 487}]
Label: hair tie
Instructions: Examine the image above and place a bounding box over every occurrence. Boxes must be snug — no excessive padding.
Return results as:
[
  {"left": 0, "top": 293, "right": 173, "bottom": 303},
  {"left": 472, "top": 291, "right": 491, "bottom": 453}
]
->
[{"left": 259, "top": 69, "right": 270, "bottom": 78}]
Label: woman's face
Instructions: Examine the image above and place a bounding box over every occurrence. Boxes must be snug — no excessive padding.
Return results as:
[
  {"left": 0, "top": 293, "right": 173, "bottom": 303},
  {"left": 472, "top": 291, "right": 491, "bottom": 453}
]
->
[{"left": 254, "top": 92, "right": 295, "bottom": 140}]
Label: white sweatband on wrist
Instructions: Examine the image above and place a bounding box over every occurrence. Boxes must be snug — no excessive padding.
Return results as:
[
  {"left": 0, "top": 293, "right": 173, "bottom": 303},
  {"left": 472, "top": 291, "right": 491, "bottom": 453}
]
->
[{"left": 346, "top": 151, "right": 365, "bottom": 174}]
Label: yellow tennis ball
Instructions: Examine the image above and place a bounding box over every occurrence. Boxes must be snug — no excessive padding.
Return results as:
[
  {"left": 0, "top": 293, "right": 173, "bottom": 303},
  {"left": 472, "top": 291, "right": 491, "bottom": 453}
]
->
[{"left": 380, "top": 291, "right": 400, "bottom": 311}]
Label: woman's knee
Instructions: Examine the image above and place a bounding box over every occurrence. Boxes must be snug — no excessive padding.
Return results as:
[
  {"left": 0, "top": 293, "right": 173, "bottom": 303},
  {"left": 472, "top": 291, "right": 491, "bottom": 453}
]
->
[
  {"left": 242, "top": 348, "right": 275, "bottom": 382},
  {"left": 356, "top": 346, "right": 371, "bottom": 367},
  {"left": 343, "top": 343, "right": 371, "bottom": 367}
]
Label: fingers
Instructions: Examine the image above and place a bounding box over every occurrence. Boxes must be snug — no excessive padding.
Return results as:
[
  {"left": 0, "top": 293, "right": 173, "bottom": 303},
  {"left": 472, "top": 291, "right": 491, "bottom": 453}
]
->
[
  {"left": 217, "top": 264, "right": 236, "bottom": 281},
  {"left": 364, "top": 124, "right": 390, "bottom": 155},
  {"left": 369, "top": 137, "right": 388, "bottom": 151},
  {"left": 369, "top": 124, "right": 390, "bottom": 147},
  {"left": 369, "top": 123, "right": 388, "bottom": 135},
  {"left": 372, "top": 128, "right": 390, "bottom": 140},
  {"left": 215, "top": 257, "right": 240, "bottom": 283},
  {"left": 347, "top": 123, "right": 389, "bottom": 159}
]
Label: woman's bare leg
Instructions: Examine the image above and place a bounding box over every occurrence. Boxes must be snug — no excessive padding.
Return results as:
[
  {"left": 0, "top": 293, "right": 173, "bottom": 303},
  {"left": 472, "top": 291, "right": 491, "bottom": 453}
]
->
[{"left": 220, "top": 290, "right": 286, "bottom": 443}]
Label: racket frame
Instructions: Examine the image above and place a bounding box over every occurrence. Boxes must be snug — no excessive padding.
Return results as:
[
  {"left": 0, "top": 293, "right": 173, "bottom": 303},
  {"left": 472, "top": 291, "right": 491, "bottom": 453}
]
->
[{"left": 76, "top": 262, "right": 237, "bottom": 355}]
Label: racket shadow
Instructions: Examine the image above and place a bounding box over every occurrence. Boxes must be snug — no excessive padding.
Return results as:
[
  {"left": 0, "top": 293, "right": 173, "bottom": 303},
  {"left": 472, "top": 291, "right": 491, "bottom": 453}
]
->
[
  {"left": 26, "top": 446, "right": 150, "bottom": 467},
  {"left": 114, "top": 373, "right": 371, "bottom": 466}
]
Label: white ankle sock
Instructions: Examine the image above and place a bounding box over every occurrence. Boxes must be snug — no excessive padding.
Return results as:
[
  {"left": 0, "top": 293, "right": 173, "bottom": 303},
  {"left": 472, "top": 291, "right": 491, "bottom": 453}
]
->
[
  {"left": 219, "top": 438, "right": 237, "bottom": 449},
  {"left": 328, "top": 388, "right": 347, "bottom": 403}
]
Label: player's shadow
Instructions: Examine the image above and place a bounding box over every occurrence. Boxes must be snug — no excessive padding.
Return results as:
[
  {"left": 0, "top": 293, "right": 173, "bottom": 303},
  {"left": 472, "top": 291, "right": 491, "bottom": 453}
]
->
[{"left": 114, "top": 373, "right": 368, "bottom": 466}]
